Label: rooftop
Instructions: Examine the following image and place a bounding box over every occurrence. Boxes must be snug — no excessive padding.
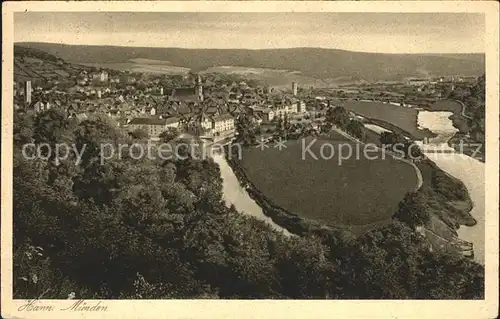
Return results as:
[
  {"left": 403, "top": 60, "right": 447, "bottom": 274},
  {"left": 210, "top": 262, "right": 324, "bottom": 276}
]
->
[
  {"left": 167, "top": 87, "right": 199, "bottom": 102},
  {"left": 165, "top": 117, "right": 180, "bottom": 124},
  {"left": 128, "top": 117, "right": 166, "bottom": 126},
  {"left": 213, "top": 113, "right": 234, "bottom": 122}
]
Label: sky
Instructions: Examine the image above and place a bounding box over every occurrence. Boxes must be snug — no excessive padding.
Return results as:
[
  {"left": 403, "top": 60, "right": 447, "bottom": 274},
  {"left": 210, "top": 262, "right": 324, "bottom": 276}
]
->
[{"left": 14, "top": 12, "right": 485, "bottom": 54}]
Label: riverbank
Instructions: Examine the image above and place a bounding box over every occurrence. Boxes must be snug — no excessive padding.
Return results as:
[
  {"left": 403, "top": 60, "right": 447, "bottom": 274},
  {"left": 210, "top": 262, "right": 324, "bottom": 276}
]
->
[
  {"left": 212, "top": 153, "right": 293, "bottom": 236},
  {"left": 416, "top": 110, "right": 484, "bottom": 264},
  {"left": 421, "top": 99, "right": 485, "bottom": 163},
  {"left": 340, "top": 100, "right": 436, "bottom": 140}
]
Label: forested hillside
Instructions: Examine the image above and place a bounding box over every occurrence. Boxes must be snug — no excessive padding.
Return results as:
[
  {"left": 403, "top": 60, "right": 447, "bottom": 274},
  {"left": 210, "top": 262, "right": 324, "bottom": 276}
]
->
[{"left": 13, "top": 109, "right": 484, "bottom": 299}]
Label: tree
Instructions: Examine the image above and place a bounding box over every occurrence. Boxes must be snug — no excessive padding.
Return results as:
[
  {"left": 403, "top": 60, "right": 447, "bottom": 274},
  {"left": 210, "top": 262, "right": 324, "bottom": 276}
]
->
[
  {"left": 12, "top": 81, "right": 485, "bottom": 300},
  {"left": 325, "top": 106, "right": 349, "bottom": 128},
  {"left": 14, "top": 111, "right": 34, "bottom": 146},
  {"left": 234, "top": 115, "right": 257, "bottom": 146},
  {"left": 129, "top": 128, "right": 149, "bottom": 140},
  {"left": 275, "top": 236, "right": 331, "bottom": 298},
  {"left": 159, "top": 127, "right": 180, "bottom": 143},
  {"left": 33, "top": 108, "right": 76, "bottom": 158},
  {"left": 393, "top": 192, "right": 430, "bottom": 228},
  {"left": 135, "top": 81, "right": 147, "bottom": 91},
  {"left": 380, "top": 132, "right": 405, "bottom": 147},
  {"left": 404, "top": 141, "right": 423, "bottom": 159},
  {"left": 346, "top": 120, "right": 364, "bottom": 140}
]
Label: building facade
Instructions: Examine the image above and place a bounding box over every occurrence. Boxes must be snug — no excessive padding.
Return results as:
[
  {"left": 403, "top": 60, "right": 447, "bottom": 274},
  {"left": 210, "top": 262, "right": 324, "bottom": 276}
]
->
[
  {"left": 211, "top": 114, "right": 235, "bottom": 136},
  {"left": 262, "top": 108, "right": 275, "bottom": 122},
  {"left": 297, "top": 101, "right": 307, "bottom": 113},
  {"left": 93, "top": 71, "right": 109, "bottom": 82}
]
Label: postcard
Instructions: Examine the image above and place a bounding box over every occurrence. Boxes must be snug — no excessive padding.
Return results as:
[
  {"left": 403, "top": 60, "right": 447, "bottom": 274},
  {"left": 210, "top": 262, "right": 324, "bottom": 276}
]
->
[{"left": 2, "top": 1, "right": 498, "bottom": 318}]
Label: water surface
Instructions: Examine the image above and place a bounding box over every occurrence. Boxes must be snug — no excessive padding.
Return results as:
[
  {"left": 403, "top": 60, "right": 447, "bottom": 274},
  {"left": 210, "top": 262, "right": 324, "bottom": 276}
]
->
[
  {"left": 212, "top": 153, "right": 291, "bottom": 236},
  {"left": 417, "top": 111, "right": 485, "bottom": 264}
]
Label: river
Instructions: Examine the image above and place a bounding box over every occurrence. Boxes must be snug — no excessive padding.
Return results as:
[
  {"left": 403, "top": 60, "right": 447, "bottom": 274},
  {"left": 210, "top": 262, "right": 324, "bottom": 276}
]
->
[
  {"left": 211, "top": 152, "right": 292, "bottom": 236},
  {"left": 416, "top": 111, "right": 485, "bottom": 265},
  {"left": 209, "top": 110, "right": 485, "bottom": 261}
]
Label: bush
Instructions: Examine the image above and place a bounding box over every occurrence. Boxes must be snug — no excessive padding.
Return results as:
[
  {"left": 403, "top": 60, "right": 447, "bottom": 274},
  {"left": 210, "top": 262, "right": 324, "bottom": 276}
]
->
[{"left": 393, "top": 192, "right": 431, "bottom": 228}]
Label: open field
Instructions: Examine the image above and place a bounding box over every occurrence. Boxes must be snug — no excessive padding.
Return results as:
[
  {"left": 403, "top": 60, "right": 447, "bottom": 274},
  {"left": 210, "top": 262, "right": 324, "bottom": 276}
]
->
[
  {"left": 128, "top": 58, "right": 175, "bottom": 65},
  {"left": 80, "top": 61, "right": 191, "bottom": 74},
  {"left": 340, "top": 101, "right": 436, "bottom": 140},
  {"left": 202, "top": 66, "right": 358, "bottom": 88},
  {"left": 239, "top": 135, "right": 418, "bottom": 227}
]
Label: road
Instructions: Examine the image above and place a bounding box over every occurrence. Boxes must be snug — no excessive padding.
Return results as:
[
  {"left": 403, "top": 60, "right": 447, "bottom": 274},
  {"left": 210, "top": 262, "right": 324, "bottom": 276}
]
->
[{"left": 451, "top": 99, "right": 473, "bottom": 120}]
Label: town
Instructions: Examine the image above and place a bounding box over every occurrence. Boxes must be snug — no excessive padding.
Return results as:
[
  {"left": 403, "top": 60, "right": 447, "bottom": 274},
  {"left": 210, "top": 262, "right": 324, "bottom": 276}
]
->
[{"left": 15, "top": 61, "right": 308, "bottom": 144}]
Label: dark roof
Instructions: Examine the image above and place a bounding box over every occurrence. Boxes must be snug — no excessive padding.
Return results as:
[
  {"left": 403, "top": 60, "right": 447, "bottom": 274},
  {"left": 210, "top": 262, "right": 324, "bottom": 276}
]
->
[
  {"left": 173, "top": 88, "right": 195, "bottom": 96},
  {"left": 177, "top": 104, "right": 192, "bottom": 115},
  {"left": 28, "top": 100, "right": 43, "bottom": 108},
  {"left": 165, "top": 117, "right": 180, "bottom": 124},
  {"left": 206, "top": 107, "right": 218, "bottom": 114},
  {"left": 128, "top": 118, "right": 166, "bottom": 126}
]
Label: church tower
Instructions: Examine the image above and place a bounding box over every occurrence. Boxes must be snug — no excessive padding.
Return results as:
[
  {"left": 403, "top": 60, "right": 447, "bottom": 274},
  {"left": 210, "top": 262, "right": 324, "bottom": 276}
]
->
[{"left": 24, "top": 80, "right": 32, "bottom": 104}]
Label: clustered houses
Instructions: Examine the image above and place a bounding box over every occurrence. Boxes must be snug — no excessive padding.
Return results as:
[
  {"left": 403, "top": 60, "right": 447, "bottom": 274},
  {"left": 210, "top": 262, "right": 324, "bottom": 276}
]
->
[
  {"left": 122, "top": 75, "right": 238, "bottom": 141},
  {"left": 92, "top": 70, "right": 109, "bottom": 83},
  {"left": 15, "top": 54, "right": 308, "bottom": 144}
]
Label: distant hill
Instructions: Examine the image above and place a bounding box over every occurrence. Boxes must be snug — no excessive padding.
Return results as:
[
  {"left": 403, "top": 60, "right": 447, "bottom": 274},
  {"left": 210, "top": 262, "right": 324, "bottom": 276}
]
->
[{"left": 16, "top": 42, "right": 485, "bottom": 82}]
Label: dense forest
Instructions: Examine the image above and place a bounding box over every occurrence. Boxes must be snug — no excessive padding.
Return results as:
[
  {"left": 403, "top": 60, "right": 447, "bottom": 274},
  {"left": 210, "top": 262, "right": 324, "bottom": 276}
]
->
[
  {"left": 13, "top": 108, "right": 484, "bottom": 299},
  {"left": 465, "top": 74, "right": 486, "bottom": 144}
]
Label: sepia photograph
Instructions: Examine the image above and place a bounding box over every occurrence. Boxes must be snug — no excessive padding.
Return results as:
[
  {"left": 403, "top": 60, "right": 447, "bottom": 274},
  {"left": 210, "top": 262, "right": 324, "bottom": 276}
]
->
[{"left": 1, "top": 1, "right": 499, "bottom": 319}]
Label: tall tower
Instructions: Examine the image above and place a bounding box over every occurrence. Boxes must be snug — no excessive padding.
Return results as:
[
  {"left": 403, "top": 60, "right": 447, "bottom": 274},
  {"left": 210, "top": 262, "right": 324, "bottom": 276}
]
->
[
  {"left": 195, "top": 74, "right": 204, "bottom": 102},
  {"left": 24, "top": 80, "right": 32, "bottom": 104},
  {"left": 292, "top": 82, "right": 298, "bottom": 96}
]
